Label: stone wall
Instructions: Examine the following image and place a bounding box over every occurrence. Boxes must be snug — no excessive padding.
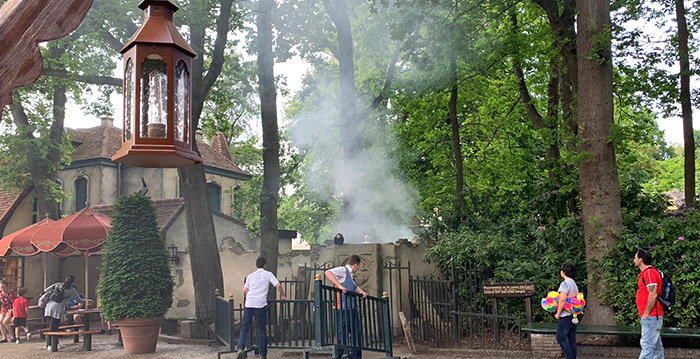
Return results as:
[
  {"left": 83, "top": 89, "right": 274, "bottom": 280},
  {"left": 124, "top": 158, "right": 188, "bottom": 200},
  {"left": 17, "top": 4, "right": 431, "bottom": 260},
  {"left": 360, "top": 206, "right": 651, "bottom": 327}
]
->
[{"left": 166, "top": 210, "right": 437, "bottom": 326}]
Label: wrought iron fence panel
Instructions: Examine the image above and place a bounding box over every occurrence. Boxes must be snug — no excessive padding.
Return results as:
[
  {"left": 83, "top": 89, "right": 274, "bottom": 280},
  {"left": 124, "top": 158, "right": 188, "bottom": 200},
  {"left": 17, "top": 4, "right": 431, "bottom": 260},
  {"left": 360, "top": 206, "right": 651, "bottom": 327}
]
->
[
  {"left": 214, "top": 295, "right": 237, "bottom": 358},
  {"left": 235, "top": 299, "right": 316, "bottom": 350},
  {"left": 278, "top": 278, "right": 307, "bottom": 300},
  {"left": 407, "top": 263, "right": 525, "bottom": 350},
  {"left": 453, "top": 310, "right": 522, "bottom": 350},
  {"left": 312, "top": 278, "right": 395, "bottom": 358}
]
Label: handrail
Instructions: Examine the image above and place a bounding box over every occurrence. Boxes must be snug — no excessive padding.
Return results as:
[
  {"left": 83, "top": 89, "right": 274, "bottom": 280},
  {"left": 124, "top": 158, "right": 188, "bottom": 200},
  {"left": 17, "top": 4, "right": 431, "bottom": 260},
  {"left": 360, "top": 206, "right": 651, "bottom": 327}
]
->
[
  {"left": 215, "top": 277, "right": 397, "bottom": 359},
  {"left": 311, "top": 276, "right": 396, "bottom": 358}
]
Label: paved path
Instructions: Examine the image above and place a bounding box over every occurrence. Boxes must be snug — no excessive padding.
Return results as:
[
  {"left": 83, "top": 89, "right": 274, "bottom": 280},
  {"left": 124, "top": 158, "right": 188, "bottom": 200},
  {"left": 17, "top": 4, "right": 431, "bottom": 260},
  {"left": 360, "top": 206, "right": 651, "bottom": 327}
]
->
[
  {"left": 0, "top": 336, "right": 516, "bottom": 359},
  {"left": 0, "top": 336, "right": 655, "bottom": 359}
]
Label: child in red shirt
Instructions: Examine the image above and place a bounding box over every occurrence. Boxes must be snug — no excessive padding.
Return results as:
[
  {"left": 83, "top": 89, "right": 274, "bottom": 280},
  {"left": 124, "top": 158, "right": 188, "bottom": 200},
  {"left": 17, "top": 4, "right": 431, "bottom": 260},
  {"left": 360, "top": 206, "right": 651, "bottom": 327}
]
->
[{"left": 12, "top": 288, "right": 30, "bottom": 344}]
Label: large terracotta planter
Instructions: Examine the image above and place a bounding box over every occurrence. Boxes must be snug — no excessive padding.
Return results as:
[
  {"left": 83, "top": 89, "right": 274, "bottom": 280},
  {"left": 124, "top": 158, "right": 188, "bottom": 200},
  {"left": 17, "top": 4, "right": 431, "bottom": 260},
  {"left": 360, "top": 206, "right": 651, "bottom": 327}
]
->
[{"left": 117, "top": 317, "right": 163, "bottom": 354}]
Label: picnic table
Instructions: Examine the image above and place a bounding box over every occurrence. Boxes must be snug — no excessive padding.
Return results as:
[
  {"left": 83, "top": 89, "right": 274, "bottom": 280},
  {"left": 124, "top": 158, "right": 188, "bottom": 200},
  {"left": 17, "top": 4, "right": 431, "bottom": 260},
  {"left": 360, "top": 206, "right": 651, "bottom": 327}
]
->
[
  {"left": 66, "top": 308, "right": 101, "bottom": 329},
  {"left": 44, "top": 308, "right": 103, "bottom": 351}
]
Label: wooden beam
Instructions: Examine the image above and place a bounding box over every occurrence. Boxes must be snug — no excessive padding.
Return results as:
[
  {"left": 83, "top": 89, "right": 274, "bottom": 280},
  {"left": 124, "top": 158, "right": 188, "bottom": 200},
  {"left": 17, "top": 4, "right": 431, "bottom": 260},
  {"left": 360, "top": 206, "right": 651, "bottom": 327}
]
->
[{"left": 0, "top": 0, "right": 94, "bottom": 117}]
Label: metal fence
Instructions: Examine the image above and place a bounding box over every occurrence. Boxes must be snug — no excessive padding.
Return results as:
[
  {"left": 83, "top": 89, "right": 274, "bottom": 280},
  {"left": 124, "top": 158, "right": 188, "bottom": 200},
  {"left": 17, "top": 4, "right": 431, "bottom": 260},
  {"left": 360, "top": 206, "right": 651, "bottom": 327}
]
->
[
  {"left": 306, "top": 276, "right": 398, "bottom": 358},
  {"left": 215, "top": 275, "right": 397, "bottom": 359},
  {"left": 409, "top": 275, "right": 454, "bottom": 347},
  {"left": 278, "top": 278, "right": 308, "bottom": 300},
  {"left": 408, "top": 263, "right": 524, "bottom": 350},
  {"left": 215, "top": 294, "right": 237, "bottom": 357}
]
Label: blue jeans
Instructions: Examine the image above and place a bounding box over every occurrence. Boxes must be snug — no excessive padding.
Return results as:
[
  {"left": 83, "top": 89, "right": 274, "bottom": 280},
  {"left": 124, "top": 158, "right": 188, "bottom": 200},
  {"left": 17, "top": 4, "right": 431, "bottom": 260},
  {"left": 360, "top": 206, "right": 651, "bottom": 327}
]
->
[
  {"left": 335, "top": 309, "right": 362, "bottom": 359},
  {"left": 238, "top": 307, "right": 268, "bottom": 357},
  {"left": 640, "top": 316, "right": 663, "bottom": 359},
  {"left": 556, "top": 316, "right": 577, "bottom": 359}
]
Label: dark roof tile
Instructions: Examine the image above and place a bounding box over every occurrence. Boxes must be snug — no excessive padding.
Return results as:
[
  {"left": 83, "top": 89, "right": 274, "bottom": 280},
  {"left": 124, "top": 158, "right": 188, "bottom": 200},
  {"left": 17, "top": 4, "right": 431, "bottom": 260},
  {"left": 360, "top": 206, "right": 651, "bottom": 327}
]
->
[
  {"left": 0, "top": 189, "right": 24, "bottom": 226},
  {"left": 66, "top": 125, "right": 249, "bottom": 177}
]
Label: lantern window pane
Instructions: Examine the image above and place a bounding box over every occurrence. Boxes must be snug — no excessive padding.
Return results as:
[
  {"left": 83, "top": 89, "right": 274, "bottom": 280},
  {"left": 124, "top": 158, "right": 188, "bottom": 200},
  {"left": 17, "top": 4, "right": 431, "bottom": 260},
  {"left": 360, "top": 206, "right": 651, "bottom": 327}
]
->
[
  {"left": 124, "top": 59, "right": 134, "bottom": 141},
  {"left": 175, "top": 61, "right": 189, "bottom": 143},
  {"left": 140, "top": 55, "right": 168, "bottom": 139}
]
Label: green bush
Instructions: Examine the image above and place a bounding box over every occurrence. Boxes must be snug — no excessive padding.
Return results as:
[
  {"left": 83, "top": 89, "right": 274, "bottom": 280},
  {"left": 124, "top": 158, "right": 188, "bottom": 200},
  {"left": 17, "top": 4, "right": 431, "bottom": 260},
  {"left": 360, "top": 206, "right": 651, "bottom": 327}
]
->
[
  {"left": 423, "top": 179, "right": 700, "bottom": 327},
  {"left": 602, "top": 181, "right": 700, "bottom": 328},
  {"left": 98, "top": 194, "right": 174, "bottom": 321},
  {"left": 425, "top": 215, "right": 586, "bottom": 323}
]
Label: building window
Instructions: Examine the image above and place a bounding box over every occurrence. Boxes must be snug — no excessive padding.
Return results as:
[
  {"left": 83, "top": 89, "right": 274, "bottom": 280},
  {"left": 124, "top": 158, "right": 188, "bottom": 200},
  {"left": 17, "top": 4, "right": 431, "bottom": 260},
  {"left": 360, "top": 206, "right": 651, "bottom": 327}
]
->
[
  {"left": 75, "top": 177, "right": 88, "bottom": 211},
  {"left": 208, "top": 182, "right": 221, "bottom": 212},
  {"left": 0, "top": 258, "right": 23, "bottom": 288}
]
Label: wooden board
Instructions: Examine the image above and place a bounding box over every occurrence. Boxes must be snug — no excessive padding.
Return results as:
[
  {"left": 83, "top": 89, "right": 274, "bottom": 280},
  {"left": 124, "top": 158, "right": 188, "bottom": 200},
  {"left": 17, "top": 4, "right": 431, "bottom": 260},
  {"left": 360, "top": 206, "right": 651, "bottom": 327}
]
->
[
  {"left": 483, "top": 281, "right": 536, "bottom": 297},
  {"left": 0, "top": 0, "right": 94, "bottom": 115},
  {"left": 399, "top": 311, "right": 417, "bottom": 354}
]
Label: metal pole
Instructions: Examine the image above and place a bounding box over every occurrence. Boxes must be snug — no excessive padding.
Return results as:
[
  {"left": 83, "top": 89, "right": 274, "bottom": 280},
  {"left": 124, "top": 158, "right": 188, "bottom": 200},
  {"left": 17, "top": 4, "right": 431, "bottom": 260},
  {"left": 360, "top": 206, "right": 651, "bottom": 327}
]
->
[
  {"left": 382, "top": 292, "right": 393, "bottom": 357},
  {"left": 84, "top": 253, "right": 89, "bottom": 306},
  {"left": 43, "top": 252, "right": 48, "bottom": 289},
  {"left": 228, "top": 294, "right": 236, "bottom": 352},
  {"left": 314, "top": 274, "right": 323, "bottom": 347}
]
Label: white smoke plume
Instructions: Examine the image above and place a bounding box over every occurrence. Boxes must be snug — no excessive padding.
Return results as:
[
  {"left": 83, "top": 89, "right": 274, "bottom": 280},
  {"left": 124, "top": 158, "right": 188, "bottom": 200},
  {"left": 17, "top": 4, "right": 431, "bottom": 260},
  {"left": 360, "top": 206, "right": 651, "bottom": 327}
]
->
[{"left": 288, "top": 73, "right": 417, "bottom": 243}]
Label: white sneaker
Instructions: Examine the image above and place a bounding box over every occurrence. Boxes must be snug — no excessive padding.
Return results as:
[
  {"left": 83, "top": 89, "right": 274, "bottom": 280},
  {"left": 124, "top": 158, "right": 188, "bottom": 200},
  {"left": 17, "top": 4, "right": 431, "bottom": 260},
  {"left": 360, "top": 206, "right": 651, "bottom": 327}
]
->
[
  {"left": 47, "top": 346, "right": 52, "bottom": 352},
  {"left": 15, "top": 339, "right": 20, "bottom": 344},
  {"left": 26, "top": 333, "right": 31, "bottom": 341}
]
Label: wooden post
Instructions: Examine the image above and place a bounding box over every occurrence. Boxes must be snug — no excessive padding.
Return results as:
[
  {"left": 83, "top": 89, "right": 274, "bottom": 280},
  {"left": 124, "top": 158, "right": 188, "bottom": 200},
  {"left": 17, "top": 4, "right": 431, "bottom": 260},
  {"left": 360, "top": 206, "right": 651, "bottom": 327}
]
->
[
  {"left": 525, "top": 297, "right": 532, "bottom": 324},
  {"left": 492, "top": 297, "right": 500, "bottom": 348},
  {"left": 399, "top": 311, "right": 416, "bottom": 354}
]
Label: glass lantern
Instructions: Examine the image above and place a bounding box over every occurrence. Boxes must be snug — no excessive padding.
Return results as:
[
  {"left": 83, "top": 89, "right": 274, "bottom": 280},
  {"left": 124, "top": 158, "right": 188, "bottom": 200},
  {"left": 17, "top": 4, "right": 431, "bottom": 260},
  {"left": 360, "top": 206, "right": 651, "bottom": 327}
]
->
[{"left": 112, "top": 0, "right": 201, "bottom": 168}]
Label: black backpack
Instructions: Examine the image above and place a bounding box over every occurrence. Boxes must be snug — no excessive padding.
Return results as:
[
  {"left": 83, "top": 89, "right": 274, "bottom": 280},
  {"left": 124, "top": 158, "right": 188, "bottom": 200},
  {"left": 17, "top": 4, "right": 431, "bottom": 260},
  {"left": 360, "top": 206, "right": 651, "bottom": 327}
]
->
[
  {"left": 49, "top": 284, "right": 65, "bottom": 303},
  {"left": 643, "top": 268, "right": 675, "bottom": 310}
]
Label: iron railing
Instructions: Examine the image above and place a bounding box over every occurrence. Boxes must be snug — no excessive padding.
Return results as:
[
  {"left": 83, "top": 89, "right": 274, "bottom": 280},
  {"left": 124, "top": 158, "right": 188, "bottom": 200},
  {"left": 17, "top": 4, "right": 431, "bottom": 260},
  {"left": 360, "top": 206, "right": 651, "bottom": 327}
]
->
[
  {"left": 306, "top": 276, "right": 398, "bottom": 358},
  {"left": 216, "top": 275, "right": 397, "bottom": 359},
  {"left": 215, "top": 294, "right": 237, "bottom": 358},
  {"left": 409, "top": 268, "right": 524, "bottom": 350}
]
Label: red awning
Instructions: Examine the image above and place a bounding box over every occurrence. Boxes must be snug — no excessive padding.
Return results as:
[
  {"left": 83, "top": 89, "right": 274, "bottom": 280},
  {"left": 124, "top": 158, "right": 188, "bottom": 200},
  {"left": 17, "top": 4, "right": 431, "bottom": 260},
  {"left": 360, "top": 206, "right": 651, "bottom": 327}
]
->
[
  {"left": 31, "top": 207, "right": 111, "bottom": 255},
  {"left": 0, "top": 218, "right": 53, "bottom": 256}
]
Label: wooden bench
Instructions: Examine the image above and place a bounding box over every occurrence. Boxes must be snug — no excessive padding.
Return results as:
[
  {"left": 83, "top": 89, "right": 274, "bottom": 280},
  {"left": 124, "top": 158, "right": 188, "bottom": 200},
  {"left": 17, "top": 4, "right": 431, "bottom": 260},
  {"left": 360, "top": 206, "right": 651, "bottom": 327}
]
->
[
  {"left": 44, "top": 330, "right": 100, "bottom": 352},
  {"left": 523, "top": 322, "right": 700, "bottom": 358},
  {"left": 39, "top": 324, "right": 85, "bottom": 340}
]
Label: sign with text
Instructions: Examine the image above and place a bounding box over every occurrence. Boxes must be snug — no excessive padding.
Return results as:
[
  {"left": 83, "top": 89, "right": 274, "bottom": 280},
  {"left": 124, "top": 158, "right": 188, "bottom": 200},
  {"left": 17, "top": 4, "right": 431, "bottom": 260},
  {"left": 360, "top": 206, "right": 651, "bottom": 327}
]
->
[{"left": 483, "top": 282, "right": 536, "bottom": 298}]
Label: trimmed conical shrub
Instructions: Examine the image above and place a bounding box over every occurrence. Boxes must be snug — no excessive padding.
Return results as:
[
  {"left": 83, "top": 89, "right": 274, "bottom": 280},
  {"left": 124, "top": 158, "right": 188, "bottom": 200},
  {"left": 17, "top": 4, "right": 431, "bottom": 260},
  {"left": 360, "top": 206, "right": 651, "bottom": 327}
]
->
[{"left": 98, "top": 193, "right": 174, "bottom": 321}]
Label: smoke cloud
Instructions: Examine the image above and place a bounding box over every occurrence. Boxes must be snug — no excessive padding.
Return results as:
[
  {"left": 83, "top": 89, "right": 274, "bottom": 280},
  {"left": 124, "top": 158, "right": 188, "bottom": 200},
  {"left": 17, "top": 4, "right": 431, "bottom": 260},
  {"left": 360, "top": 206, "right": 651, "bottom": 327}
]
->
[{"left": 288, "top": 72, "right": 417, "bottom": 243}]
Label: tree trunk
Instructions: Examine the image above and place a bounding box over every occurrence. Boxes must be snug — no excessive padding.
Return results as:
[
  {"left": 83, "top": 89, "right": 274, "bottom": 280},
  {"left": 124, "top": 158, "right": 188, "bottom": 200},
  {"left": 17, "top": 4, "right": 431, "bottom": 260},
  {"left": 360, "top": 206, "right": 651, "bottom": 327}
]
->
[
  {"left": 8, "top": 43, "right": 68, "bottom": 284},
  {"left": 322, "top": 0, "right": 360, "bottom": 214},
  {"left": 448, "top": 54, "right": 464, "bottom": 217},
  {"left": 576, "top": 0, "right": 621, "bottom": 325},
  {"left": 257, "top": 0, "right": 281, "bottom": 287},
  {"left": 532, "top": 0, "right": 578, "bottom": 94},
  {"left": 178, "top": 162, "right": 222, "bottom": 332},
  {"left": 675, "top": 0, "right": 695, "bottom": 208},
  {"left": 176, "top": 0, "right": 233, "bottom": 337}
]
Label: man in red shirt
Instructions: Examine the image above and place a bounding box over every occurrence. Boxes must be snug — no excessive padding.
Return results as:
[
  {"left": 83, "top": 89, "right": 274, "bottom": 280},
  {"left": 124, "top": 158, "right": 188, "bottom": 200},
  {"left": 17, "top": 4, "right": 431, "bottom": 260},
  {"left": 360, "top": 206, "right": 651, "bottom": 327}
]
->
[{"left": 634, "top": 250, "right": 664, "bottom": 359}]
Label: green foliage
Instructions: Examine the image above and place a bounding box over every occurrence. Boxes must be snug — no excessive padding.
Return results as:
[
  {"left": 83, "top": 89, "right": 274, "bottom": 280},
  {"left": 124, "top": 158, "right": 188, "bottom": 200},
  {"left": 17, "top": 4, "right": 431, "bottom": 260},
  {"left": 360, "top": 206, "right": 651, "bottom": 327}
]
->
[
  {"left": 425, "top": 215, "right": 586, "bottom": 323},
  {"left": 98, "top": 194, "right": 174, "bottom": 321},
  {"left": 603, "top": 180, "right": 700, "bottom": 328},
  {"left": 643, "top": 140, "right": 700, "bottom": 194},
  {"left": 0, "top": 95, "right": 73, "bottom": 202}
]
